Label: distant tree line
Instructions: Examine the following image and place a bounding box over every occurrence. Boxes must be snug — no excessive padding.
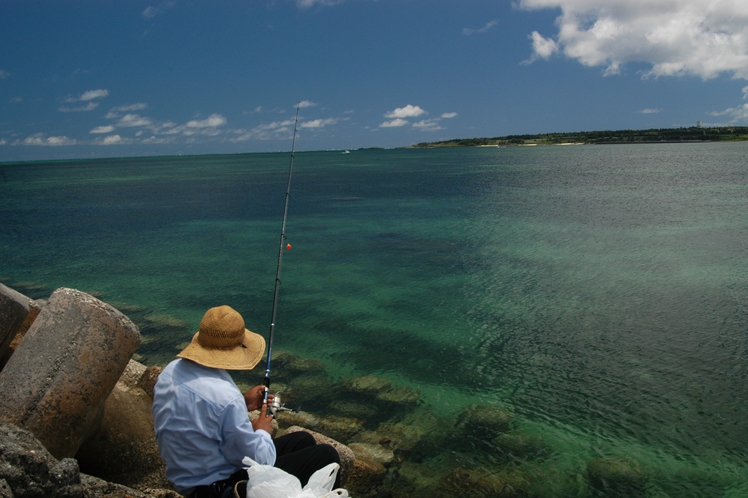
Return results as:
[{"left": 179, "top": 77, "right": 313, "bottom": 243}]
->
[{"left": 413, "top": 126, "right": 748, "bottom": 148}]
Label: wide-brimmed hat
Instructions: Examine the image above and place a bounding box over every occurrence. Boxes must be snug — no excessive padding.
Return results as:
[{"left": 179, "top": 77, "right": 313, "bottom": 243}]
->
[{"left": 177, "top": 305, "right": 266, "bottom": 370}]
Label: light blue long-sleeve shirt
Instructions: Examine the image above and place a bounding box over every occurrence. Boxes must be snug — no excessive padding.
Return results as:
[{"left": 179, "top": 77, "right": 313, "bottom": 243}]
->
[{"left": 152, "top": 359, "right": 276, "bottom": 494}]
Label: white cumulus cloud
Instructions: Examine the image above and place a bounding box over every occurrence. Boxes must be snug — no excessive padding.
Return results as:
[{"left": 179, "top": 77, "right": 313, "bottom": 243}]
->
[
  {"left": 298, "top": 100, "right": 317, "bottom": 109},
  {"left": 441, "top": 112, "right": 458, "bottom": 119},
  {"left": 385, "top": 105, "right": 427, "bottom": 119},
  {"left": 117, "top": 114, "right": 153, "bottom": 127},
  {"left": 638, "top": 108, "right": 662, "bottom": 114},
  {"left": 102, "top": 135, "right": 125, "bottom": 145},
  {"left": 186, "top": 114, "right": 227, "bottom": 128},
  {"left": 520, "top": 0, "right": 748, "bottom": 79},
  {"left": 301, "top": 118, "right": 338, "bottom": 128}
]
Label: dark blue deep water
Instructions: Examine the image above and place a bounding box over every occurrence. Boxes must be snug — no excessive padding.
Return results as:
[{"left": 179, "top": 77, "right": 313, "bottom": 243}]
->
[{"left": 2, "top": 144, "right": 747, "bottom": 496}]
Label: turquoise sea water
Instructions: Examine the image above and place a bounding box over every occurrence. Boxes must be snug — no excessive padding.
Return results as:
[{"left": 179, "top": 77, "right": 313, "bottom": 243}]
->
[{"left": 1, "top": 144, "right": 747, "bottom": 496}]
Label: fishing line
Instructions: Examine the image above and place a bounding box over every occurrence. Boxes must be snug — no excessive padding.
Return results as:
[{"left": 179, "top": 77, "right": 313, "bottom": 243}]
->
[{"left": 263, "top": 102, "right": 301, "bottom": 411}]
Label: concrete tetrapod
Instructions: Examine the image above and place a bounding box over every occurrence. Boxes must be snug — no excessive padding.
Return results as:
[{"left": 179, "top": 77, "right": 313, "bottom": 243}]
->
[{"left": 0, "top": 288, "right": 140, "bottom": 459}]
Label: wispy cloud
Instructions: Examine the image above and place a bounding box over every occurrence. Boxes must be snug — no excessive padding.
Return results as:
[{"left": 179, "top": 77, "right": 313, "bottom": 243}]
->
[
  {"left": 59, "top": 89, "right": 109, "bottom": 112},
  {"left": 231, "top": 119, "right": 297, "bottom": 141},
  {"left": 296, "top": 0, "right": 345, "bottom": 8},
  {"left": 413, "top": 119, "right": 443, "bottom": 131},
  {"left": 463, "top": 20, "right": 498, "bottom": 36},
  {"left": 441, "top": 112, "right": 458, "bottom": 119},
  {"left": 711, "top": 104, "right": 748, "bottom": 121},
  {"left": 79, "top": 89, "right": 109, "bottom": 101},
  {"left": 90, "top": 125, "right": 116, "bottom": 134},
  {"left": 142, "top": 1, "right": 174, "bottom": 19},
  {"left": 743, "top": 86, "right": 748, "bottom": 99},
  {"left": 15, "top": 134, "right": 77, "bottom": 146},
  {"left": 64, "top": 89, "right": 109, "bottom": 103},
  {"left": 0, "top": 70, "right": 9, "bottom": 79},
  {"left": 520, "top": 0, "right": 748, "bottom": 79},
  {"left": 111, "top": 103, "right": 148, "bottom": 112},
  {"left": 297, "top": 100, "right": 317, "bottom": 109},
  {"left": 638, "top": 108, "right": 662, "bottom": 114},
  {"left": 117, "top": 113, "right": 154, "bottom": 128},
  {"left": 58, "top": 102, "right": 100, "bottom": 113},
  {"left": 380, "top": 118, "right": 409, "bottom": 128}
]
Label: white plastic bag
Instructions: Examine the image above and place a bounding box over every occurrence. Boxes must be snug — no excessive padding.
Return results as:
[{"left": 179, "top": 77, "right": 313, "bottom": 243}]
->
[
  {"left": 242, "top": 457, "right": 348, "bottom": 498},
  {"left": 243, "top": 457, "right": 302, "bottom": 498},
  {"left": 300, "top": 462, "right": 339, "bottom": 496}
]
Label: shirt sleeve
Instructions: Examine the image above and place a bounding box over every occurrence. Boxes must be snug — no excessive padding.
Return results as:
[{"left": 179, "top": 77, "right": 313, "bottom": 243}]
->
[{"left": 219, "top": 396, "right": 277, "bottom": 467}]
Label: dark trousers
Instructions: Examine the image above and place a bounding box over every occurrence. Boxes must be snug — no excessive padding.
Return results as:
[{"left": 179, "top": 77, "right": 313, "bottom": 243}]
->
[
  {"left": 191, "top": 431, "right": 341, "bottom": 498},
  {"left": 274, "top": 431, "right": 342, "bottom": 489}
]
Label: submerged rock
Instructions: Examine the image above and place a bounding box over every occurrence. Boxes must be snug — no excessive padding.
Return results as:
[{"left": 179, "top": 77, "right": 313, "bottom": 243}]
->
[
  {"left": 348, "top": 442, "right": 395, "bottom": 467},
  {"left": 493, "top": 433, "right": 548, "bottom": 459},
  {"left": 272, "top": 351, "right": 326, "bottom": 376},
  {"left": 316, "top": 416, "right": 365, "bottom": 443},
  {"left": 347, "top": 375, "right": 391, "bottom": 394},
  {"left": 276, "top": 410, "right": 320, "bottom": 431},
  {"left": 334, "top": 401, "right": 378, "bottom": 419},
  {"left": 586, "top": 456, "right": 646, "bottom": 497},
  {"left": 437, "top": 467, "right": 530, "bottom": 498},
  {"left": 369, "top": 422, "right": 424, "bottom": 452},
  {"left": 345, "top": 458, "right": 387, "bottom": 497},
  {"left": 376, "top": 386, "right": 420, "bottom": 405},
  {"left": 459, "top": 405, "right": 514, "bottom": 437}
]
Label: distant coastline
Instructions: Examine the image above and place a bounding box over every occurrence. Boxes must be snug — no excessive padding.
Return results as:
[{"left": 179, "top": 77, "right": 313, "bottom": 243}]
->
[{"left": 412, "top": 126, "right": 748, "bottom": 148}]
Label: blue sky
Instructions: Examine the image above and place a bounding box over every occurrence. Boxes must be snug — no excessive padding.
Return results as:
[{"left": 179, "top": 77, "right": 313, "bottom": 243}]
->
[{"left": 2, "top": 0, "right": 747, "bottom": 161}]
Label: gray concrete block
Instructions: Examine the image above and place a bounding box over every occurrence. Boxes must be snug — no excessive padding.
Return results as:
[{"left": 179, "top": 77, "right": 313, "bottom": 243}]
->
[
  {"left": 0, "top": 288, "right": 140, "bottom": 459},
  {"left": 0, "top": 284, "right": 31, "bottom": 364}
]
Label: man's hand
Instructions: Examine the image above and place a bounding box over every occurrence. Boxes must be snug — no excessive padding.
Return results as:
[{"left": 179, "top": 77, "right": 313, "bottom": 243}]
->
[
  {"left": 244, "top": 385, "right": 273, "bottom": 412},
  {"left": 252, "top": 404, "right": 275, "bottom": 435}
]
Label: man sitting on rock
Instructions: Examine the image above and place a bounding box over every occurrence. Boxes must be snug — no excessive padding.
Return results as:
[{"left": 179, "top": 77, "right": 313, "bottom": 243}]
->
[{"left": 152, "top": 305, "right": 340, "bottom": 498}]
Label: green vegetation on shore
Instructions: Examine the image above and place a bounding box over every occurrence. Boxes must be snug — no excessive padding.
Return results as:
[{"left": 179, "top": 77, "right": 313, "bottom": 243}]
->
[{"left": 413, "top": 126, "right": 748, "bottom": 148}]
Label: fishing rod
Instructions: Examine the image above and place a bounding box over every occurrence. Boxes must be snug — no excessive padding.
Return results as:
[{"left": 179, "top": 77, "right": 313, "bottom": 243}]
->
[{"left": 263, "top": 102, "right": 301, "bottom": 415}]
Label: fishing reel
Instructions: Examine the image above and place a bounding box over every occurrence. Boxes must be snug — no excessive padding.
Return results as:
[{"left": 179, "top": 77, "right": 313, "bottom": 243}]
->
[{"left": 267, "top": 394, "right": 296, "bottom": 417}]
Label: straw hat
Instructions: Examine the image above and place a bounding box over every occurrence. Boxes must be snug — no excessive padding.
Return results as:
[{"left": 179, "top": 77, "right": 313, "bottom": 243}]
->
[{"left": 177, "top": 305, "right": 266, "bottom": 370}]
